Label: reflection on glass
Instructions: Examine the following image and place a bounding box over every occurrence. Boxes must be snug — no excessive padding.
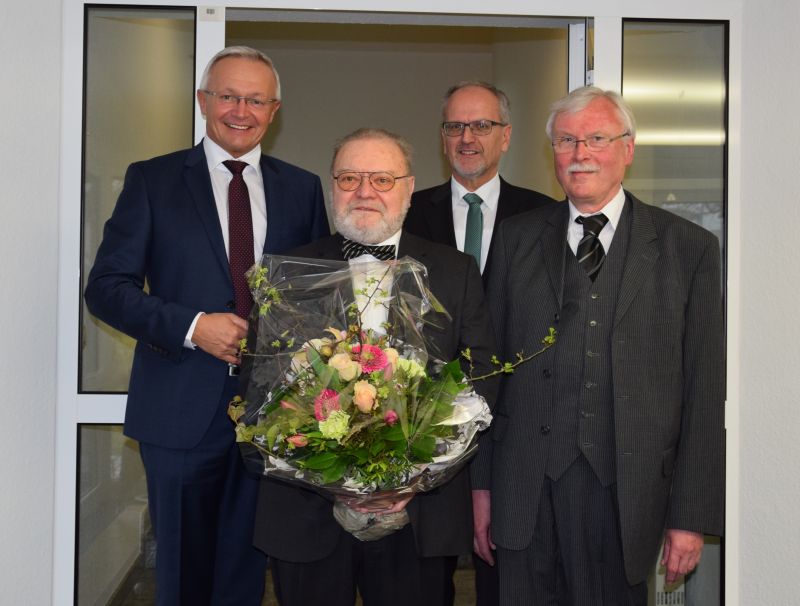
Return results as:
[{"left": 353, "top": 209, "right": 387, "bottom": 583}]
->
[
  {"left": 77, "top": 425, "right": 149, "bottom": 605},
  {"left": 623, "top": 21, "right": 727, "bottom": 247},
  {"left": 622, "top": 20, "right": 726, "bottom": 606},
  {"left": 81, "top": 7, "right": 194, "bottom": 392}
]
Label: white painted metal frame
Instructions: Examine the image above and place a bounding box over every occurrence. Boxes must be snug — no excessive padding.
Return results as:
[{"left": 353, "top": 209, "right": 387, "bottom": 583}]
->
[{"left": 55, "top": 1, "right": 742, "bottom": 604}]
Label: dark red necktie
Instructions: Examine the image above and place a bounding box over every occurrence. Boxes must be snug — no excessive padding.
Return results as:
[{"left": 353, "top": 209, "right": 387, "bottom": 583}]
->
[{"left": 223, "top": 160, "right": 255, "bottom": 318}]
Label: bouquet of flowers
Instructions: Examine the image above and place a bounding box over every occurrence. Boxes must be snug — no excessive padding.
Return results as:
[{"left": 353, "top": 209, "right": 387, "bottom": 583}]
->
[{"left": 229, "top": 254, "right": 493, "bottom": 539}]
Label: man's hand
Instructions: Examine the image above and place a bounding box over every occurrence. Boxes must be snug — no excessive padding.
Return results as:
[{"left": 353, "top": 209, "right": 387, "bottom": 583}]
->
[
  {"left": 337, "top": 494, "right": 414, "bottom": 515},
  {"left": 661, "top": 528, "right": 704, "bottom": 583},
  {"left": 473, "top": 489, "right": 495, "bottom": 565},
  {"left": 191, "top": 313, "right": 248, "bottom": 364}
]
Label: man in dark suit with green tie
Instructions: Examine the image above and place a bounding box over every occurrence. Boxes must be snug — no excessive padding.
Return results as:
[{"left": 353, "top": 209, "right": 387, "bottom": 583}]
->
[
  {"left": 404, "top": 81, "right": 554, "bottom": 605},
  {"left": 404, "top": 82, "right": 554, "bottom": 287}
]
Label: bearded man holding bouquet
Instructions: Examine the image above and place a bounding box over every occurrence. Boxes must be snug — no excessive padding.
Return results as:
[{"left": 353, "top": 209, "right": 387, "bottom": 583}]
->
[{"left": 245, "top": 128, "right": 497, "bottom": 606}]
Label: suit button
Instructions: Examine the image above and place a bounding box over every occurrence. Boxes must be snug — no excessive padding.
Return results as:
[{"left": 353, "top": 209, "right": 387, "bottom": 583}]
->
[
  {"left": 226, "top": 300, "right": 235, "bottom": 310},
  {"left": 540, "top": 425, "right": 551, "bottom": 435},
  {"left": 591, "top": 293, "right": 600, "bottom": 299},
  {"left": 589, "top": 320, "right": 598, "bottom": 327},
  {"left": 543, "top": 368, "right": 552, "bottom": 378}
]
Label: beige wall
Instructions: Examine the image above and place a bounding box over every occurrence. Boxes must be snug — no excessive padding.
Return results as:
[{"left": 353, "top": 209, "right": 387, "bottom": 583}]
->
[{"left": 228, "top": 21, "right": 566, "bottom": 207}]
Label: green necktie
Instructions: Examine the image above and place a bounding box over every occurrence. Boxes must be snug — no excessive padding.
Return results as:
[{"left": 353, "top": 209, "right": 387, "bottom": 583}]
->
[{"left": 463, "top": 193, "right": 483, "bottom": 266}]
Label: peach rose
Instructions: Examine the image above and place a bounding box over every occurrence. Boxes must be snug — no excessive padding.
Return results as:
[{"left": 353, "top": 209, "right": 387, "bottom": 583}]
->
[
  {"left": 353, "top": 380, "right": 378, "bottom": 413},
  {"left": 382, "top": 347, "right": 400, "bottom": 379},
  {"left": 328, "top": 352, "right": 360, "bottom": 382},
  {"left": 286, "top": 434, "right": 308, "bottom": 447},
  {"left": 383, "top": 347, "right": 400, "bottom": 370}
]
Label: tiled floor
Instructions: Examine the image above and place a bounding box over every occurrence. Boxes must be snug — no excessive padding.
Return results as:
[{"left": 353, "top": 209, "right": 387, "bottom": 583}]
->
[{"left": 110, "top": 559, "right": 477, "bottom": 605}]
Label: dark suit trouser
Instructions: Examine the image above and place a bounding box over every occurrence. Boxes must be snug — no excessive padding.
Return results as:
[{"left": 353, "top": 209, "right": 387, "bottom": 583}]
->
[
  {"left": 270, "top": 523, "right": 458, "bottom": 606},
  {"left": 139, "top": 375, "right": 267, "bottom": 606},
  {"left": 473, "top": 551, "right": 499, "bottom": 606},
  {"left": 496, "top": 456, "right": 647, "bottom": 606}
]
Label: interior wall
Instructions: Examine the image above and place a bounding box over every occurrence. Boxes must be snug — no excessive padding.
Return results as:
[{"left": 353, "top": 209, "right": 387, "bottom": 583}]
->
[
  {"left": 0, "top": 0, "right": 61, "bottom": 603},
  {"left": 492, "top": 29, "right": 567, "bottom": 199},
  {"left": 227, "top": 21, "right": 565, "bottom": 210},
  {"left": 739, "top": 0, "right": 800, "bottom": 603}
]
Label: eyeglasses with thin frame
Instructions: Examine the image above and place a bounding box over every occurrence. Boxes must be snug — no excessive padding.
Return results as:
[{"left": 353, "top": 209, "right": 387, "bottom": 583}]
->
[
  {"left": 441, "top": 120, "right": 508, "bottom": 137},
  {"left": 201, "top": 89, "right": 279, "bottom": 109},
  {"left": 551, "top": 132, "right": 631, "bottom": 154},
  {"left": 333, "top": 171, "right": 412, "bottom": 192}
]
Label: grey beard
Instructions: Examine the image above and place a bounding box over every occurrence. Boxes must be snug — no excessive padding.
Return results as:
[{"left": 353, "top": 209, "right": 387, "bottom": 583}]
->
[{"left": 333, "top": 202, "right": 410, "bottom": 245}]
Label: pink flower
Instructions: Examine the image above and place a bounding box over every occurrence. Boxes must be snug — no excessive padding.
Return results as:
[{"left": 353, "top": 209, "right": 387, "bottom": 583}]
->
[
  {"left": 314, "top": 389, "right": 341, "bottom": 421},
  {"left": 352, "top": 344, "right": 389, "bottom": 373},
  {"left": 353, "top": 380, "right": 378, "bottom": 413},
  {"left": 280, "top": 400, "right": 298, "bottom": 410},
  {"left": 384, "top": 410, "right": 399, "bottom": 426},
  {"left": 286, "top": 434, "right": 308, "bottom": 447}
]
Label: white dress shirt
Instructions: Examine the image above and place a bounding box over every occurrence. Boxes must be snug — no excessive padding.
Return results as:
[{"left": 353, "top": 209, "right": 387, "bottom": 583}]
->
[
  {"left": 185, "top": 138, "right": 268, "bottom": 348},
  {"left": 347, "top": 230, "right": 401, "bottom": 335},
  {"left": 450, "top": 174, "right": 501, "bottom": 273}
]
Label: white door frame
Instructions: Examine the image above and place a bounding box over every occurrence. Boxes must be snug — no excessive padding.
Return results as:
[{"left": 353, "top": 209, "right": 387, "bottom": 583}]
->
[{"left": 55, "top": 1, "right": 742, "bottom": 603}]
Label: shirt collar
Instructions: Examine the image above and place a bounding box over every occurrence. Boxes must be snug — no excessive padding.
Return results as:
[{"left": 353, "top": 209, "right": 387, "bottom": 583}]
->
[
  {"left": 377, "top": 229, "right": 402, "bottom": 251},
  {"left": 203, "top": 137, "right": 262, "bottom": 173},
  {"left": 567, "top": 186, "right": 626, "bottom": 229},
  {"left": 451, "top": 173, "right": 501, "bottom": 212}
]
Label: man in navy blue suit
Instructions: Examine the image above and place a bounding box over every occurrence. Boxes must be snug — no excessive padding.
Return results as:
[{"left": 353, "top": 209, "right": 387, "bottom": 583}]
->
[{"left": 85, "top": 46, "right": 329, "bottom": 605}]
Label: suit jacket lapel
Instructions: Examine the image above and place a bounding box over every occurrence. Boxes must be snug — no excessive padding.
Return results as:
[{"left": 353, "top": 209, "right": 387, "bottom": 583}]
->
[
  {"left": 613, "top": 194, "right": 659, "bottom": 327},
  {"left": 494, "top": 177, "right": 518, "bottom": 225},
  {"left": 541, "top": 204, "right": 570, "bottom": 307},
  {"left": 184, "top": 143, "right": 230, "bottom": 280},
  {"left": 425, "top": 183, "right": 458, "bottom": 247},
  {"left": 308, "top": 233, "right": 346, "bottom": 260},
  {"left": 485, "top": 177, "right": 516, "bottom": 279},
  {"left": 261, "top": 154, "right": 283, "bottom": 255}
]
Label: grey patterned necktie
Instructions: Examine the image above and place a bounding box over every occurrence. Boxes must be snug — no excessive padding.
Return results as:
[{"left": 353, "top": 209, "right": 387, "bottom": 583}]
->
[
  {"left": 463, "top": 193, "right": 483, "bottom": 266},
  {"left": 576, "top": 213, "right": 609, "bottom": 281}
]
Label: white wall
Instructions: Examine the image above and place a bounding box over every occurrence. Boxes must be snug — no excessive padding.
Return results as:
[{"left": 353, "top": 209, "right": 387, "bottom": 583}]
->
[
  {"left": 739, "top": 1, "right": 800, "bottom": 603},
  {"left": 0, "top": 0, "right": 61, "bottom": 603}
]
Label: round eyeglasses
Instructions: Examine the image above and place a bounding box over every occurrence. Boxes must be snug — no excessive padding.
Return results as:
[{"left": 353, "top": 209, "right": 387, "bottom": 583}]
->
[
  {"left": 441, "top": 120, "right": 507, "bottom": 137},
  {"left": 333, "top": 171, "right": 412, "bottom": 192},
  {"left": 551, "top": 132, "right": 631, "bottom": 154},
  {"left": 201, "top": 89, "right": 279, "bottom": 109}
]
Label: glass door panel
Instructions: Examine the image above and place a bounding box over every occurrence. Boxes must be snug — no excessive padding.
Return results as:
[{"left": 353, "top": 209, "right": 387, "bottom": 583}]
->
[
  {"left": 80, "top": 6, "right": 195, "bottom": 393},
  {"left": 622, "top": 19, "right": 727, "bottom": 606},
  {"left": 77, "top": 7, "right": 194, "bottom": 604},
  {"left": 622, "top": 20, "right": 727, "bottom": 246}
]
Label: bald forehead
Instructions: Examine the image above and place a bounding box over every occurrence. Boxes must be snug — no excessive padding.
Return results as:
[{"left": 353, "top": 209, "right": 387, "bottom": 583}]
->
[{"left": 334, "top": 137, "right": 409, "bottom": 172}]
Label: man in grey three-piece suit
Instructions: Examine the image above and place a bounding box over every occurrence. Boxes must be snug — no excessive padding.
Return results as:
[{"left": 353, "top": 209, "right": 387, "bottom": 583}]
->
[{"left": 471, "top": 86, "right": 725, "bottom": 605}]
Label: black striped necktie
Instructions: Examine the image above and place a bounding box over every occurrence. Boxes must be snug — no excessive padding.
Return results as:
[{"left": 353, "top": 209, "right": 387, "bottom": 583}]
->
[{"left": 575, "top": 213, "right": 609, "bottom": 281}]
